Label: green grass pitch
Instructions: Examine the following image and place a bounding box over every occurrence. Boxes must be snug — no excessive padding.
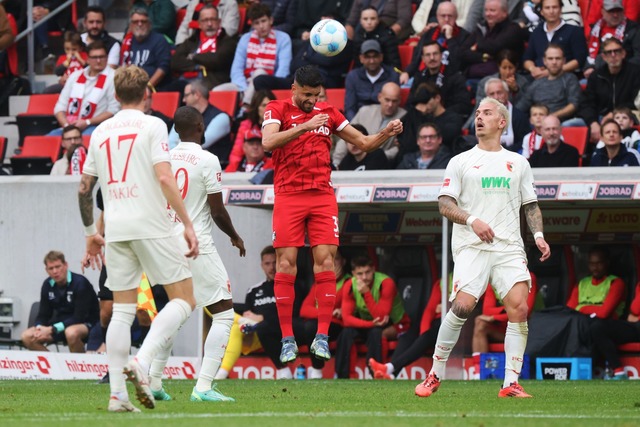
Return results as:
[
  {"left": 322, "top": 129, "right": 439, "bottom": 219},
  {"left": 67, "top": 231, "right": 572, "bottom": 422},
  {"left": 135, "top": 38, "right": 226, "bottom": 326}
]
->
[{"left": 1, "top": 379, "right": 639, "bottom": 427}]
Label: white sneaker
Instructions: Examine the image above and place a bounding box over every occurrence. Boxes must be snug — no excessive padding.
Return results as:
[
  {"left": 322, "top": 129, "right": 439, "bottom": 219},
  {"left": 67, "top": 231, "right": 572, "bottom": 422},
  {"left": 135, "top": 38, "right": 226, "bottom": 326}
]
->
[
  {"left": 308, "top": 367, "right": 324, "bottom": 379},
  {"left": 123, "top": 358, "right": 155, "bottom": 409},
  {"left": 108, "top": 397, "right": 141, "bottom": 412},
  {"left": 276, "top": 367, "right": 292, "bottom": 379}
]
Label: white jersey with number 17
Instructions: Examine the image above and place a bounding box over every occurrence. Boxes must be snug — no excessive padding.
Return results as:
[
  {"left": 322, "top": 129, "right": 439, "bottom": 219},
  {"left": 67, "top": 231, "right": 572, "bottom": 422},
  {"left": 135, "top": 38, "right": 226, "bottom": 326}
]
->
[
  {"left": 439, "top": 146, "right": 537, "bottom": 256},
  {"left": 168, "top": 141, "right": 223, "bottom": 254},
  {"left": 83, "top": 109, "right": 174, "bottom": 242}
]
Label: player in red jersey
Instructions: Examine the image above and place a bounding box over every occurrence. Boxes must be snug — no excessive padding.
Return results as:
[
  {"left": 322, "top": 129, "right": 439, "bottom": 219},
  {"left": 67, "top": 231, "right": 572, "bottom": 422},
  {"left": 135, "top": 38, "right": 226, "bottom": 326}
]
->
[{"left": 261, "top": 65, "right": 403, "bottom": 363}]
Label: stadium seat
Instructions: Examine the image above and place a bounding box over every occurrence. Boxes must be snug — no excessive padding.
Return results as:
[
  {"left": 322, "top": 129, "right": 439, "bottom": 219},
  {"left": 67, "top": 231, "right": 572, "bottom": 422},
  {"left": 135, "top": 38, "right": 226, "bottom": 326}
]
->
[
  {"left": 6, "top": 13, "right": 18, "bottom": 76},
  {"left": 0, "top": 136, "right": 6, "bottom": 165},
  {"left": 400, "top": 88, "right": 410, "bottom": 107},
  {"left": 325, "top": 88, "right": 345, "bottom": 112},
  {"left": 238, "top": 6, "right": 247, "bottom": 34},
  {"left": 272, "top": 89, "right": 291, "bottom": 100},
  {"left": 11, "top": 135, "right": 62, "bottom": 167},
  {"left": 151, "top": 91, "right": 180, "bottom": 118},
  {"left": 561, "top": 126, "right": 588, "bottom": 166},
  {"left": 82, "top": 135, "right": 91, "bottom": 150},
  {"left": 528, "top": 245, "right": 575, "bottom": 308},
  {"left": 209, "top": 90, "right": 239, "bottom": 117},
  {"left": 398, "top": 45, "right": 413, "bottom": 71},
  {"left": 15, "top": 94, "right": 60, "bottom": 147}
]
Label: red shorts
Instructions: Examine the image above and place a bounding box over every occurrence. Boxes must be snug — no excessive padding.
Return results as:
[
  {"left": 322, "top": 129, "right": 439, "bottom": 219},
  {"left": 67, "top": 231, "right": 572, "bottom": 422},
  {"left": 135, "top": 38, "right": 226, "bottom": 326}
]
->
[{"left": 272, "top": 190, "right": 339, "bottom": 248}]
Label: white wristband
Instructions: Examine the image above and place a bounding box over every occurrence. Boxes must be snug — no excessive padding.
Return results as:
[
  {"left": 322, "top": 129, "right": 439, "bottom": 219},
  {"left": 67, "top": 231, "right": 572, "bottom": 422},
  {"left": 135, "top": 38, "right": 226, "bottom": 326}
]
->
[
  {"left": 84, "top": 224, "right": 97, "bottom": 236},
  {"left": 534, "top": 231, "right": 544, "bottom": 240},
  {"left": 466, "top": 215, "right": 477, "bottom": 227}
]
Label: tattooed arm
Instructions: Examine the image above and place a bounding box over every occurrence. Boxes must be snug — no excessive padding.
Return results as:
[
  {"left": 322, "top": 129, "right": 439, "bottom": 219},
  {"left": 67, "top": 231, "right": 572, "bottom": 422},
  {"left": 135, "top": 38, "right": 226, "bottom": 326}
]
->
[
  {"left": 439, "top": 195, "right": 496, "bottom": 243},
  {"left": 78, "top": 174, "right": 105, "bottom": 270},
  {"left": 523, "top": 201, "right": 551, "bottom": 262}
]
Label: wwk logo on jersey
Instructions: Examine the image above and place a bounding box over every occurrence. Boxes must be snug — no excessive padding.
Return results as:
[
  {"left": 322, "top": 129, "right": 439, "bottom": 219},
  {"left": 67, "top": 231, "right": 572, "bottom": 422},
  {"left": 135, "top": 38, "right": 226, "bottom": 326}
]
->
[{"left": 481, "top": 177, "right": 511, "bottom": 189}]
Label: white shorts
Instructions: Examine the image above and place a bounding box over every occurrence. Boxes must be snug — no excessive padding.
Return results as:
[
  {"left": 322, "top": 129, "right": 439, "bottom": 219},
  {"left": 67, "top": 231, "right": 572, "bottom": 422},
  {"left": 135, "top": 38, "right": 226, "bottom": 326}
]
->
[
  {"left": 105, "top": 236, "right": 191, "bottom": 292},
  {"left": 451, "top": 248, "right": 531, "bottom": 302},
  {"left": 188, "top": 247, "right": 232, "bottom": 308}
]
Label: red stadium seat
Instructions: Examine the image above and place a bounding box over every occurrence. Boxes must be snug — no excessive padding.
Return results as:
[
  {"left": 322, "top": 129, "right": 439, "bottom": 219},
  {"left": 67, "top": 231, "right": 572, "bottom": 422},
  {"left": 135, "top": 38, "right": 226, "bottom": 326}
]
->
[
  {"left": 151, "top": 91, "right": 180, "bottom": 119},
  {"left": 6, "top": 13, "right": 18, "bottom": 76},
  {"left": 561, "top": 127, "right": 588, "bottom": 166},
  {"left": 209, "top": 90, "right": 239, "bottom": 117},
  {"left": 325, "top": 88, "right": 345, "bottom": 112},
  {"left": 12, "top": 136, "right": 61, "bottom": 162},
  {"left": 400, "top": 88, "right": 410, "bottom": 107},
  {"left": 398, "top": 45, "right": 413, "bottom": 71},
  {"left": 272, "top": 89, "right": 291, "bottom": 100},
  {"left": 0, "top": 136, "right": 7, "bottom": 165},
  {"left": 15, "top": 94, "right": 61, "bottom": 147},
  {"left": 82, "top": 135, "right": 91, "bottom": 150},
  {"left": 238, "top": 6, "right": 247, "bottom": 34}
]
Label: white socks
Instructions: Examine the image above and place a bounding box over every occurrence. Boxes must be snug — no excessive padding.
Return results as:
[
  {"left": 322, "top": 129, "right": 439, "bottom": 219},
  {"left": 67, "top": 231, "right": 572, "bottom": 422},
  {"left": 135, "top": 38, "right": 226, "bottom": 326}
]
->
[
  {"left": 107, "top": 303, "right": 136, "bottom": 397},
  {"left": 195, "top": 308, "right": 234, "bottom": 392},
  {"left": 214, "top": 368, "right": 229, "bottom": 380},
  {"left": 504, "top": 321, "right": 528, "bottom": 387},
  {"left": 431, "top": 310, "right": 466, "bottom": 379}
]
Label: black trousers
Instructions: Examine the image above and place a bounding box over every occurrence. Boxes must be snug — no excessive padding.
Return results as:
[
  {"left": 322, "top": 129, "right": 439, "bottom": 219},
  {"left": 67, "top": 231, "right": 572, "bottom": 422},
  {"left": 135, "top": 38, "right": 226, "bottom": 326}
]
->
[
  {"left": 589, "top": 318, "right": 640, "bottom": 369},
  {"left": 293, "top": 318, "right": 343, "bottom": 369},
  {"left": 335, "top": 326, "right": 384, "bottom": 379},
  {"left": 390, "top": 318, "right": 441, "bottom": 376},
  {"left": 255, "top": 322, "right": 288, "bottom": 369}
]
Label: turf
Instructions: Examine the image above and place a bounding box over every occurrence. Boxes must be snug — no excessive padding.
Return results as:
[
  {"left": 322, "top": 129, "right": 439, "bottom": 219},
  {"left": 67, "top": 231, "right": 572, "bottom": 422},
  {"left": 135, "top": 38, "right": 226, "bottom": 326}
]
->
[{"left": 1, "top": 379, "right": 639, "bottom": 427}]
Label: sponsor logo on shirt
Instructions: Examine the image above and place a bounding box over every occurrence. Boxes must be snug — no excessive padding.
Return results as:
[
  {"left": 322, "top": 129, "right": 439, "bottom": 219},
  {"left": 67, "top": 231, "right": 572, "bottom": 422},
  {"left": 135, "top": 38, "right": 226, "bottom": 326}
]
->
[{"left": 481, "top": 177, "right": 511, "bottom": 189}]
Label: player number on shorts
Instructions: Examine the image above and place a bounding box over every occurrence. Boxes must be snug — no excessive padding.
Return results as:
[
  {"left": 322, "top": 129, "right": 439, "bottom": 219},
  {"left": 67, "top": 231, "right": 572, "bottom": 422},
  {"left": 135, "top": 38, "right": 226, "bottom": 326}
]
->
[
  {"left": 332, "top": 215, "right": 339, "bottom": 236},
  {"left": 99, "top": 133, "right": 138, "bottom": 184}
]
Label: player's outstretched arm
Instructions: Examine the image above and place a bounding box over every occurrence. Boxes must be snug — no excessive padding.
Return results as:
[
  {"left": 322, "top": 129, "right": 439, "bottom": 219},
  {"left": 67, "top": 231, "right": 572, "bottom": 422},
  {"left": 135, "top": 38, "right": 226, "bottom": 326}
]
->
[
  {"left": 523, "top": 202, "right": 551, "bottom": 262},
  {"left": 154, "top": 161, "right": 199, "bottom": 258},
  {"left": 337, "top": 119, "right": 403, "bottom": 153},
  {"left": 78, "top": 173, "right": 105, "bottom": 270},
  {"left": 438, "top": 195, "right": 495, "bottom": 243},
  {"left": 207, "top": 192, "right": 246, "bottom": 257},
  {"left": 261, "top": 115, "right": 329, "bottom": 151}
]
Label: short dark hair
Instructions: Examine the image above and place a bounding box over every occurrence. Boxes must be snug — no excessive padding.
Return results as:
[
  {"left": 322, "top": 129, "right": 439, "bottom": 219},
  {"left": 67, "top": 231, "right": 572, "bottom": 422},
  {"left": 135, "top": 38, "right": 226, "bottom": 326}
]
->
[
  {"left": 495, "top": 49, "right": 518, "bottom": 66},
  {"left": 248, "top": 3, "right": 272, "bottom": 21},
  {"left": 44, "top": 250, "right": 66, "bottom": 265},
  {"left": 422, "top": 40, "right": 443, "bottom": 53},
  {"left": 260, "top": 245, "right": 276, "bottom": 258},
  {"left": 86, "top": 40, "right": 107, "bottom": 55},
  {"left": 588, "top": 245, "right": 610, "bottom": 262},
  {"left": 417, "top": 122, "right": 440, "bottom": 137},
  {"left": 294, "top": 65, "right": 324, "bottom": 88},
  {"left": 174, "top": 106, "right": 202, "bottom": 136},
  {"left": 85, "top": 6, "right": 106, "bottom": 21},
  {"left": 540, "top": 0, "right": 563, "bottom": 8},
  {"left": 351, "top": 123, "right": 368, "bottom": 135},
  {"left": 601, "top": 37, "right": 623, "bottom": 51},
  {"left": 600, "top": 118, "right": 622, "bottom": 135},
  {"left": 351, "top": 255, "right": 374, "bottom": 270},
  {"left": 544, "top": 42, "right": 565, "bottom": 57},
  {"left": 62, "top": 124, "right": 81, "bottom": 136}
]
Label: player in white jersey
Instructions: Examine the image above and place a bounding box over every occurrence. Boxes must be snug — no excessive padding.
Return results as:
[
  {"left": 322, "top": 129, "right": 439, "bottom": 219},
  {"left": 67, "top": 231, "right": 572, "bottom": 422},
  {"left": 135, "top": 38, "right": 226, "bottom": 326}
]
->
[
  {"left": 415, "top": 97, "right": 551, "bottom": 399},
  {"left": 79, "top": 66, "right": 199, "bottom": 412},
  {"left": 147, "top": 106, "right": 245, "bottom": 402}
]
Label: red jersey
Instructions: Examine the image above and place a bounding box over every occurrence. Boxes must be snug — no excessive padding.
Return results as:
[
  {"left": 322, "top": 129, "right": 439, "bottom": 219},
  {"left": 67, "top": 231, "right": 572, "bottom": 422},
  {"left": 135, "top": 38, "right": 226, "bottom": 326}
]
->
[{"left": 263, "top": 99, "right": 349, "bottom": 195}]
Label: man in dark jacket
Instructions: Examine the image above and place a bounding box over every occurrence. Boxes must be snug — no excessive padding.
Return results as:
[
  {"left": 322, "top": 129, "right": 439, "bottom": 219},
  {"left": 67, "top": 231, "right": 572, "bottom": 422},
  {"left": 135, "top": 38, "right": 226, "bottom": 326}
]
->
[
  {"left": 529, "top": 116, "right": 580, "bottom": 168},
  {"left": 396, "top": 123, "right": 452, "bottom": 170},
  {"left": 170, "top": 5, "right": 237, "bottom": 90}
]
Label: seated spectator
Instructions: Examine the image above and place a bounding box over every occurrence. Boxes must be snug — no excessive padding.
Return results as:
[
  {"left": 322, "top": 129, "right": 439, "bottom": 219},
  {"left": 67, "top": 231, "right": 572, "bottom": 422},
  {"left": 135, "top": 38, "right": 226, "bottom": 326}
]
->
[
  {"left": 50, "top": 125, "right": 87, "bottom": 176},
  {"left": 612, "top": 107, "right": 640, "bottom": 151},
  {"left": 50, "top": 41, "right": 119, "bottom": 136},
  {"left": 294, "top": 249, "right": 351, "bottom": 379},
  {"left": 517, "top": 44, "right": 583, "bottom": 124},
  {"left": 352, "top": 7, "right": 401, "bottom": 70},
  {"left": 143, "top": 85, "right": 172, "bottom": 131},
  {"left": 408, "top": 40, "right": 471, "bottom": 120},
  {"left": 229, "top": 89, "right": 276, "bottom": 167},
  {"left": 170, "top": 4, "right": 237, "bottom": 92},
  {"left": 400, "top": 82, "right": 463, "bottom": 155},
  {"left": 175, "top": 0, "right": 241, "bottom": 44},
  {"left": 583, "top": 0, "right": 640, "bottom": 39},
  {"left": 463, "top": 0, "right": 528, "bottom": 32},
  {"left": 215, "top": 246, "right": 294, "bottom": 379},
  {"left": 81, "top": 6, "right": 121, "bottom": 69},
  {"left": 579, "top": 37, "right": 640, "bottom": 144},
  {"left": 521, "top": 104, "right": 550, "bottom": 159},
  {"left": 584, "top": 0, "right": 640, "bottom": 78},
  {"left": 335, "top": 255, "right": 410, "bottom": 379},
  {"left": 396, "top": 122, "right": 452, "bottom": 170},
  {"left": 132, "top": 0, "right": 176, "bottom": 41},
  {"left": 589, "top": 280, "right": 640, "bottom": 380},
  {"left": 168, "top": 79, "right": 232, "bottom": 165},
  {"left": 332, "top": 82, "right": 406, "bottom": 166},
  {"left": 215, "top": 3, "right": 292, "bottom": 108},
  {"left": 337, "top": 124, "right": 389, "bottom": 170},
  {"left": 567, "top": 246, "right": 626, "bottom": 320},
  {"left": 529, "top": 115, "right": 580, "bottom": 167},
  {"left": 522, "top": 0, "right": 587, "bottom": 79},
  {"left": 475, "top": 49, "right": 529, "bottom": 106},
  {"left": 120, "top": 8, "right": 173, "bottom": 90},
  {"left": 225, "top": 128, "right": 273, "bottom": 172},
  {"left": 403, "top": 1, "right": 470, "bottom": 83},
  {"left": 345, "top": 0, "right": 413, "bottom": 41},
  {"left": 459, "top": 0, "right": 526, "bottom": 81},
  {"left": 590, "top": 119, "right": 640, "bottom": 166},
  {"left": 344, "top": 39, "right": 400, "bottom": 120},
  {"left": 20, "top": 250, "right": 99, "bottom": 353},
  {"left": 43, "top": 31, "right": 87, "bottom": 94}
]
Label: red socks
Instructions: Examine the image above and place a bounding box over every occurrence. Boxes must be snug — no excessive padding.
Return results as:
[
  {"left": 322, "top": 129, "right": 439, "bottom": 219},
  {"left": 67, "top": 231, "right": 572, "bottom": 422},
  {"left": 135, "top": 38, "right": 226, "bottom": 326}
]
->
[
  {"left": 274, "top": 272, "right": 295, "bottom": 338},
  {"left": 315, "top": 271, "right": 336, "bottom": 336}
]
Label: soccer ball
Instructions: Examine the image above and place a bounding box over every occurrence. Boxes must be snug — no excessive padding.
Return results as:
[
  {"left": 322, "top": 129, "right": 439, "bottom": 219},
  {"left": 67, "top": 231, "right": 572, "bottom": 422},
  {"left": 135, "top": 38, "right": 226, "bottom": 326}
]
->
[{"left": 309, "top": 19, "right": 348, "bottom": 57}]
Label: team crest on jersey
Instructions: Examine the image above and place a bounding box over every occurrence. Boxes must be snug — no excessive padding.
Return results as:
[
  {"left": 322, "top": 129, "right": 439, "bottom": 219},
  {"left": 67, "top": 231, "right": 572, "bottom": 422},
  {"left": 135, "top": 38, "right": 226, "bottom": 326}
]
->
[
  {"left": 161, "top": 142, "right": 169, "bottom": 152},
  {"left": 272, "top": 230, "right": 276, "bottom": 242},
  {"left": 506, "top": 161, "right": 514, "bottom": 172},
  {"left": 216, "top": 172, "right": 222, "bottom": 182}
]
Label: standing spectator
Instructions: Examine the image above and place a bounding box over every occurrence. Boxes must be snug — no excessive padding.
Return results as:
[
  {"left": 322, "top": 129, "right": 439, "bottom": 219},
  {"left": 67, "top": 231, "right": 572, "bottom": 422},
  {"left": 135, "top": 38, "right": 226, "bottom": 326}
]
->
[
  {"left": 338, "top": 124, "right": 389, "bottom": 170},
  {"left": 168, "top": 79, "right": 232, "bottom": 165},
  {"left": 475, "top": 49, "right": 529, "bottom": 106},
  {"left": 51, "top": 41, "right": 119, "bottom": 136},
  {"left": 335, "top": 255, "right": 410, "bottom": 378},
  {"left": 522, "top": 0, "right": 587, "bottom": 79},
  {"left": 396, "top": 122, "right": 452, "bottom": 169},
  {"left": 579, "top": 38, "right": 640, "bottom": 144},
  {"left": 332, "top": 82, "right": 406, "bottom": 166},
  {"left": 217, "top": 3, "right": 292, "bottom": 108},
  {"left": 346, "top": 0, "right": 413, "bottom": 41},
  {"left": 120, "top": 8, "right": 173, "bottom": 90},
  {"left": 50, "top": 125, "right": 88, "bottom": 176},
  {"left": 520, "top": 103, "right": 550, "bottom": 159},
  {"left": 175, "top": 0, "right": 240, "bottom": 44},
  {"left": 403, "top": 1, "right": 470, "bottom": 82},
  {"left": 584, "top": 0, "right": 640, "bottom": 39},
  {"left": 352, "top": 7, "right": 401, "bottom": 70},
  {"left": 81, "top": 6, "right": 121, "bottom": 68},
  {"left": 170, "top": 4, "right": 238, "bottom": 91},
  {"left": 229, "top": 89, "right": 276, "bottom": 167},
  {"left": 415, "top": 97, "right": 550, "bottom": 399},
  {"left": 344, "top": 39, "right": 400, "bottom": 120},
  {"left": 590, "top": 119, "right": 640, "bottom": 166},
  {"left": 20, "top": 251, "right": 99, "bottom": 353},
  {"left": 132, "top": 0, "right": 176, "bottom": 41},
  {"left": 225, "top": 128, "right": 273, "bottom": 172},
  {"left": 517, "top": 44, "right": 583, "bottom": 123},
  {"left": 408, "top": 41, "right": 472, "bottom": 120},
  {"left": 528, "top": 115, "right": 580, "bottom": 168}
]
